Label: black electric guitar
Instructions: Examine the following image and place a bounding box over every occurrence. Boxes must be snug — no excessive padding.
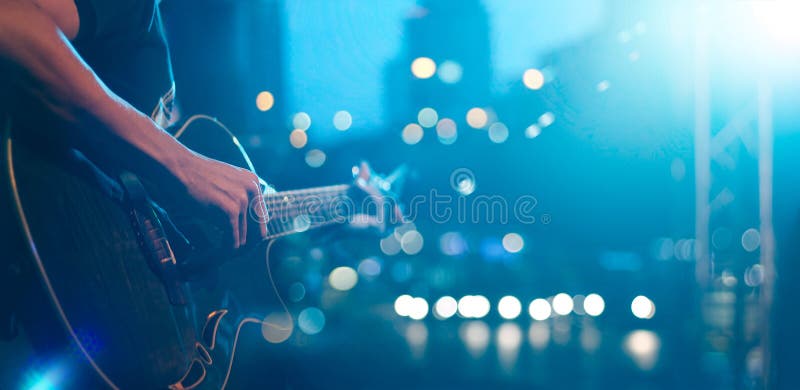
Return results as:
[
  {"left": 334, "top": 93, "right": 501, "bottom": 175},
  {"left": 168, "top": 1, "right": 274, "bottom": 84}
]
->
[{"left": 0, "top": 114, "right": 402, "bottom": 389}]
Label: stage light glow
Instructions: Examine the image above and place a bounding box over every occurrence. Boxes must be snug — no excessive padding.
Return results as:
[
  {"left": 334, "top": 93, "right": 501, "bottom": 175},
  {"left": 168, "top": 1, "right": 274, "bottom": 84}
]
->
[
  {"left": 411, "top": 57, "right": 436, "bottom": 79},
  {"left": 333, "top": 110, "right": 352, "bottom": 131},
  {"left": 408, "top": 297, "right": 429, "bottom": 320},
  {"left": 305, "top": 149, "right": 326, "bottom": 168},
  {"left": 624, "top": 330, "right": 661, "bottom": 371},
  {"left": 289, "top": 129, "right": 307, "bottom": 148},
  {"left": 400, "top": 230, "right": 424, "bottom": 255},
  {"left": 498, "top": 296, "right": 522, "bottom": 320},
  {"left": 488, "top": 122, "right": 509, "bottom": 143},
  {"left": 329, "top": 266, "right": 358, "bottom": 291},
  {"left": 459, "top": 321, "right": 490, "bottom": 359},
  {"left": 402, "top": 123, "right": 424, "bottom": 145},
  {"left": 394, "top": 294, "right": 414, "bottom": 317},
  {"left": 741, "top": 228, "right": 761, "bottom": 252},
  {"left": 538, "top": 112, "right": 555, "bottom": 127},
  {"left": 437, "top": 60, "right": 463, "bottom": 84},
  {"left": 523, "top": 68, "right": 545, "bottom": 90},
  {"left": 502, "top": 233, "right": 524, "bottom": 253},
  {"left": 261, "top": 312, "right": 293, "bottom": 343},
  {"left": 256, "top": 91, "right": 274, "bottom": 111},
  {"left": 752, "top": 1, "right": 800, "bottom": 45},
  {"left": 552, "top": 293, "right": 574, "bottom": 315},
  {"left": 436, "top": 118, "right": 457, "bottom": 145},
  {"left": 466, "top": 107, "right": 488, "bottom": 128},
  {"left": 298, "top": 307, "right": 326, "bottom": 335},
  {"left": 525, "top": 124, "right": 542, "bottom": 139},
  {"left": 293, "top": 112, "right": 311, "bottom": 130},
  {"left": 417, "top": 107, "right": 438, "bottom": 128},
  {"left": 529, "top": 298, "right": 551, "bottom": 321},
  {"left": 631, "top": 295, "right": 655, "bottom": 319},
  {"left": 596, "top": 80, "right": 611, "bottom": 92},
  {"left": 583, "top": 293, "right": 605, "bottom": 317},
  {"left": 434, "top": 296, "right": 458, "bottom": 319}
]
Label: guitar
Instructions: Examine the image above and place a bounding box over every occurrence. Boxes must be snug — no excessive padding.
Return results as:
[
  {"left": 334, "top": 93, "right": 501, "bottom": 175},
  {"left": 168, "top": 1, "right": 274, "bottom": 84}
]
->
[{"left": 0, "top": 114, "right": 403, "bottom": 389}]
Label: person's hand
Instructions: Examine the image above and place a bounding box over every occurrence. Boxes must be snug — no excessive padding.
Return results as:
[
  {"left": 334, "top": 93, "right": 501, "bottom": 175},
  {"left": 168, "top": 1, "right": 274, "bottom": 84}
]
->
[{"left": 170, "top": 152, "right": 267, "bottom": 249}]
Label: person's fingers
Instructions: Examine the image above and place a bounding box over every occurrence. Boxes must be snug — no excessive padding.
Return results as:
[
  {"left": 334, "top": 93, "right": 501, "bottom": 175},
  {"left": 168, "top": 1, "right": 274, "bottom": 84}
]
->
[
  {"left": 239, "top": 195, "right": 249, "bottom": 247},
  {"left": 228, "top": 206, "right": 240, "bottom": 249},
  {"left": 254, "top": 181, "right": 268, "bottom": 239}
]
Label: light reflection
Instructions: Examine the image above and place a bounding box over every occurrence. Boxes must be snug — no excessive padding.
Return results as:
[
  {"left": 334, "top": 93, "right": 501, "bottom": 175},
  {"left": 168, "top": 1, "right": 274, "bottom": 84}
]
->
[
  {"left": 528, "top": 322, "right": 550, "bottom": 350},
  {"left": 624, "top": 330, "right": 661, "bottom": 371},
  {"left": 405, "top": 322, "right": 428, "bottom": 359},
  {"left": 459, "top": 320, "right": 490, "bottom": 359},
  {"left": 497, "top": 323, "right": 523, "bottom": 373}
]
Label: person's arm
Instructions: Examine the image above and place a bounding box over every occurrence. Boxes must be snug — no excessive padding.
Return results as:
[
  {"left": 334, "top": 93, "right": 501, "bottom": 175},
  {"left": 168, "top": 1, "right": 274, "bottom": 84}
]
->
[{"left": 0, "top": 0, "right": 265, "bottom": 248}]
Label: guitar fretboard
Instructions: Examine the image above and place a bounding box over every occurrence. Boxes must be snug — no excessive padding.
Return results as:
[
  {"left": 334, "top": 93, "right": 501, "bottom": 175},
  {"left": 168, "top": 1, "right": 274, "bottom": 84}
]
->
[{"left": 261, "top": 184, "right": 352, "bottom": 240}]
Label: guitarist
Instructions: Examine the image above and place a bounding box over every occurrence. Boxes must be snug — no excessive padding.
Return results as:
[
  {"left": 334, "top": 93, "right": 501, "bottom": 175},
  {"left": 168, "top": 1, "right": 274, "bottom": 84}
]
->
[
  {"left": 0, "top": 0, "right": 268, "bottom": 249},
  {"left": 0, "top": 0, "right": 269, "bottom": 384}
]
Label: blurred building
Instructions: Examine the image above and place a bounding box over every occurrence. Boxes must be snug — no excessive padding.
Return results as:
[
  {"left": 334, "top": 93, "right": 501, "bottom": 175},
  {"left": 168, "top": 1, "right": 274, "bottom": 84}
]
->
[
  {"left": 163, "top": 0, "right": 285, "bottom": 153},
  {"left": 385, "top": 0, "right": 492, "bottom": 128}
]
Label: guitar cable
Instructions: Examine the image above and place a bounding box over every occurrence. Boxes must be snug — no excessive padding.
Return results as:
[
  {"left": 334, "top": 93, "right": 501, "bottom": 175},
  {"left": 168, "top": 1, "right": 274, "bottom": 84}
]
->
[{"left": 220, "top": 238, "right": 293, "bottom": 390}]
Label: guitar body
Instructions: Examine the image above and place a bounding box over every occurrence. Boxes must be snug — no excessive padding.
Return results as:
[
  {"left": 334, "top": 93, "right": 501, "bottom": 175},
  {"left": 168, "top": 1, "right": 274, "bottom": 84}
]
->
[{"left": 1, "top": 116, "right": 259, "bottom": 389}]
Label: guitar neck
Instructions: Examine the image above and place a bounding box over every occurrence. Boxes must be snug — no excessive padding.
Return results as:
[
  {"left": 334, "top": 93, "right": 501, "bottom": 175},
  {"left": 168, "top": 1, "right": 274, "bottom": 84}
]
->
[{"left": 261, "top": 184, "right": 353, "bottom": 240}]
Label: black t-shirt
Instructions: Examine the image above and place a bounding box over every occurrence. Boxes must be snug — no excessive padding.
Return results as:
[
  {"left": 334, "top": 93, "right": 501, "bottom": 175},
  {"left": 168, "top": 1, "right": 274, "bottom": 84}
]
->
[{"left": 73, "top": 0, "right": 177, "bottom": 128}]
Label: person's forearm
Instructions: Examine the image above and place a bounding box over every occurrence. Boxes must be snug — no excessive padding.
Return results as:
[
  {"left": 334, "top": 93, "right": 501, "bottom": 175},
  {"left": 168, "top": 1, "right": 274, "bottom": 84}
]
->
[{"left": 0, "top": 0, "right": 192, "bottom": 179}]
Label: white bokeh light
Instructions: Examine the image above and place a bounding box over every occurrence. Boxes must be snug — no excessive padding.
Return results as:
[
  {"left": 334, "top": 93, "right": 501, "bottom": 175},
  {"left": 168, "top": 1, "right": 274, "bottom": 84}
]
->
[
  {"left": 631, "top": 295, "right": 656, "bottom": 319},
  {"left": 552, "top": 293, "right": 574, "bottom": 316},
  {"left": 583, "top": 293, "right": 606, "bottom": 317},
  {"left": 529, "top": 298, "right": 552, "bottom": 321},
  {"left": 497, "top": 296, "right": 522, "bottom": 320}
]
